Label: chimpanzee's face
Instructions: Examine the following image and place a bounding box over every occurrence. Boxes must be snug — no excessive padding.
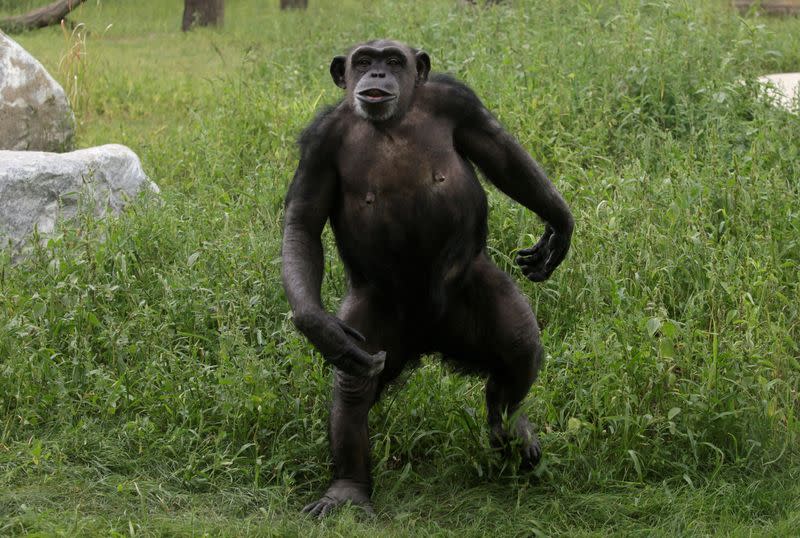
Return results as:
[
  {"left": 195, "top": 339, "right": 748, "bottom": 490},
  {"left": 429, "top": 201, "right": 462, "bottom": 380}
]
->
[{"left": 330, "top": 40, "right": 430, "bottom": 122}]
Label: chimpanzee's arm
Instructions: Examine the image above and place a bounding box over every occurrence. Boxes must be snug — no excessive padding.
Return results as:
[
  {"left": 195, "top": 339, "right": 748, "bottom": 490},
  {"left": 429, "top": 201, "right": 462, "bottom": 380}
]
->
[
  {"left": 443, "top": 78, "right": 574, "bottom": 281},
  {"left": 281, "top": 116, "right": 385, "bottom": 377},
  {"left": 282, "top": 159, "right": 334, "bottom": 320}
]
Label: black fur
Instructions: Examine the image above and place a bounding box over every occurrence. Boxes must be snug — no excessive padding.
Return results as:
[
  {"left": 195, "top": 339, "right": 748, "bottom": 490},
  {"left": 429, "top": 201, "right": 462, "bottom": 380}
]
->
[{"left": 281, "top": 41, "right": 574, "bottom": 518}]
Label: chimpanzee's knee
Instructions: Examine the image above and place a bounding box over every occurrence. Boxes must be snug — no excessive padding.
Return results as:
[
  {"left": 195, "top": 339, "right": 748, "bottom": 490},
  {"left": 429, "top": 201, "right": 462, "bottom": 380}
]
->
[
  {"left": 502, "top": 313, "right": 543, "bottom": 390},
  {"left": 333, "top": 369, "right": 379, "bottom": 411}
]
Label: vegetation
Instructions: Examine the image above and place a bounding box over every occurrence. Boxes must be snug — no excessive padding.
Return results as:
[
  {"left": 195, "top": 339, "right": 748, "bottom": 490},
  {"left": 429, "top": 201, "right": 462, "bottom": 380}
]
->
[{"left": 1, "top": 0, "right": 798, "bottom": 535}]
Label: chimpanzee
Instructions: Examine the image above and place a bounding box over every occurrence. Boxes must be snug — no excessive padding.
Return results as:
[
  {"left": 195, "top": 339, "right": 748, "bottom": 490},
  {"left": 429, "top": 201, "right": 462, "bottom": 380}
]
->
[{"left": 281, "top": 40, "right": 574, "bottom": 517}]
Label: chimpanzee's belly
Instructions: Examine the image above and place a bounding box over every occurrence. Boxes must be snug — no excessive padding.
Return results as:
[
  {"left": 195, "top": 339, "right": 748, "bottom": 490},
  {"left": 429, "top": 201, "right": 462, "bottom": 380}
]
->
[{"left": 331, "top": 152, "right": 488, "bottom": 300}]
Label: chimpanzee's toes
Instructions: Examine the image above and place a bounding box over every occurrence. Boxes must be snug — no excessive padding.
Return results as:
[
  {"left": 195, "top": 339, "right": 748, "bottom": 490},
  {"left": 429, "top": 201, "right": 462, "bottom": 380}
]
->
[
  {"left": 302, "top": 480, "right": 373, "bottom": 518},
  {"left": 516, "top": 416, "right": 542, "bottom": 469},
  {"left": 519, "top": 430, "right": 542, "bottom": 469},
  {"left": 490, "top": 415, "right": 542, "bottom": 470},
  {"left": 302, "top": 497, "right": 336, "bottom": 518}
]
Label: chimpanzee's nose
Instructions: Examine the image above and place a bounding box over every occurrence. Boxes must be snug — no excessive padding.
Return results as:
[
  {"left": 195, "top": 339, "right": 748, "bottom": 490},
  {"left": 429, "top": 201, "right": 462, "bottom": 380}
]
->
[{"left": 370, "top": 72, "right": 386, "bottom": 78}]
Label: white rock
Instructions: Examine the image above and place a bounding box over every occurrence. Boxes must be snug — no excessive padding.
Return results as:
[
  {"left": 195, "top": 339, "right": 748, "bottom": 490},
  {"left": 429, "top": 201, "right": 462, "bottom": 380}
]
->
[
  {"left": 0, "top": 31, "right": 75, "bottom": 151},
  {"left": 758, "top": 73, "right": 800, "bottom": 113},
  {"left": 0, "top": 144, "right": 160, "bottom": 251}
]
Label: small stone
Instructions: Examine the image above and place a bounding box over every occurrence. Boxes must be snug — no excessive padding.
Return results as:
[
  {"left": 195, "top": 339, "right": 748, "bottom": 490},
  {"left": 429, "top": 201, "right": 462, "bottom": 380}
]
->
[
  {"left": 434, "top": 172, "right": 446, "bottom": 183},
  {"left": 365, "top": 192, "right": 375, "bottom": 204}
]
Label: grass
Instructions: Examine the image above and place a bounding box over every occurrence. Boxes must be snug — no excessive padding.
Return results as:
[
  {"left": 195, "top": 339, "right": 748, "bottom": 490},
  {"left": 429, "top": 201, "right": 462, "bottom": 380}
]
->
[{"left": 1, "top": 0, "right": 799, "bottom": 535}]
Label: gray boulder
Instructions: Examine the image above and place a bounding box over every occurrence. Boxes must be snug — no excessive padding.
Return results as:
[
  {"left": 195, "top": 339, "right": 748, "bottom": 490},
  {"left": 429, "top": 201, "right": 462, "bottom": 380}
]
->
[
  {"left": 0, "top": 144, "right": 160, "bottom": 251},
  {"left": 0, "top": 30, "right": 75, "bottom": 151}
]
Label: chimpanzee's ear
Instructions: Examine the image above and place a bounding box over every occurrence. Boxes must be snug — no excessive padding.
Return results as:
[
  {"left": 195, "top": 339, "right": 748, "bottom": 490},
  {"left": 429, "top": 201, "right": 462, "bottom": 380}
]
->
[
  {"left": 330, "top": 56, "right": 347, "bottom": 89},
  {"left": 415, "top": 51, "right": 431, "bottom": 85}
]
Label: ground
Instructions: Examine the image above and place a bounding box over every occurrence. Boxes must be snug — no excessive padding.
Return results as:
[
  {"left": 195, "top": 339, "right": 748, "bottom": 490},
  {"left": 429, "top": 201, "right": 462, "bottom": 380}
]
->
[{"left": 0, "top": 0, "right": 798, "bottom": 535}]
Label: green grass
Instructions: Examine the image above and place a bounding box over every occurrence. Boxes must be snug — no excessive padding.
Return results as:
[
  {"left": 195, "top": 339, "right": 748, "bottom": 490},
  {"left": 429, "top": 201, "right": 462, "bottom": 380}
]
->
[{"left": 1, "top": 0, "right": 799, "bottom": 535}]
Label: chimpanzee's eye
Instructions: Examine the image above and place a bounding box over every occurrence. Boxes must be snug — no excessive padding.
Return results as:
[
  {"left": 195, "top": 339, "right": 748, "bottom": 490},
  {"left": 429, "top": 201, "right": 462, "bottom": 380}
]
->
[
  {"left": 387, "top": 57, "right": 401, "bottom": 66},
  {"left": 356, "top": 57, "right": 371, "bottom": 68}
]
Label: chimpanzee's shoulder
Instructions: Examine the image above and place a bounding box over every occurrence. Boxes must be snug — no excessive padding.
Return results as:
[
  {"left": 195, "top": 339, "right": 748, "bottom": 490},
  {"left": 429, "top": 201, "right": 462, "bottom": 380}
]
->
[
  {"left": 424, "top": 74, "right": 485, "bottom": 109},
  {"left": 297, "top": 100, "right": 349, "bottom": 158}
]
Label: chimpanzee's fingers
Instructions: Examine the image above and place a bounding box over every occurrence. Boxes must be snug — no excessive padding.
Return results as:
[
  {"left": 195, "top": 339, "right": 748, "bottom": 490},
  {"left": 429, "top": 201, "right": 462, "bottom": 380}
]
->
[
  {"left": 517, "top": 239, "right": 547, "bottom": 257},
  {"left": 517, "top": 245, "right": 539, "bottom": 257},
  {"left": 363, "top": 350, "right": 386, "bottom": 377},
  {"left": 522, "top": 251, "right": 563, "bottom": 281},
  {"left": 516, "top": 246, "right": 548, "bottom": 267},
  {"left": 518, "top": 254, "right": 546, "bottom": 274},
  {"left": 523, "top": 269, "right": 549, "bottom": 282},
  {"left": 334, "top": 349, "right": 385, "bottom": 377},
  {"left": 517, "top": 229, "right": 555, "bottom": 265},
  {"left": 337, "top": 320, "right": 366, "bottom": 342},
  {"left": 331, "top": 354, "right": 363, "bottom": 377},
  {"left": 517, "top": 242, "right": 544, "bottom": 258}
]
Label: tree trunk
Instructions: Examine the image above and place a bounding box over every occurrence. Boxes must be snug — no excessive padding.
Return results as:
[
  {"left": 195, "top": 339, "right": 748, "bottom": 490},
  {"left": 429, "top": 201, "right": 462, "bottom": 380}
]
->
[
  {"left": 280, "top": 0, "right": 308, "bottom": 9},
  {"left": 0, "top": 0, "right": 87, "bottom": 34},
  {"left": 182, "top": 0, "right": 224, "bottom": 31}
]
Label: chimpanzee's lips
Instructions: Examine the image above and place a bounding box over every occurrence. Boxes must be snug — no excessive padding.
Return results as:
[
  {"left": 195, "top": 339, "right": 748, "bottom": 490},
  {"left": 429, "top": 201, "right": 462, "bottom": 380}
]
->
[{"left": 356, "top": 88, "right": 397, "bottom": 104}]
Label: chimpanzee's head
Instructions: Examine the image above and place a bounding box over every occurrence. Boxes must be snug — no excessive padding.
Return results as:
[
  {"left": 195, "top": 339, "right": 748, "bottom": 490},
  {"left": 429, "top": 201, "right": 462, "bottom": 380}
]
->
[{"left": 330, "top": 40, "right": 431, "bottom": 122}]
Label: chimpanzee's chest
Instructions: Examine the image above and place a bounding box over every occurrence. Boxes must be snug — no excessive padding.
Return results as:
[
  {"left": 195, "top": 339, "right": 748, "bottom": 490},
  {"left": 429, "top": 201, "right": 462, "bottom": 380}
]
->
[
  {"left": 335, "top": 117, "right": 482, "bottom": 214},
  {"left": 331, "top": 114, "right": 488, "bottom": 287}
]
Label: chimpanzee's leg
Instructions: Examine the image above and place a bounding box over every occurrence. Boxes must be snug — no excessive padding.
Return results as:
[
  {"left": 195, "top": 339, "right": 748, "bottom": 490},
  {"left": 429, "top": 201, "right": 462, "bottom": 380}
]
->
[
  {"left": 302, "top": 290, "right": 417, "bottom": 517},
  {"left": 437, "top": 254, "right": 544, "bottom": 468}
]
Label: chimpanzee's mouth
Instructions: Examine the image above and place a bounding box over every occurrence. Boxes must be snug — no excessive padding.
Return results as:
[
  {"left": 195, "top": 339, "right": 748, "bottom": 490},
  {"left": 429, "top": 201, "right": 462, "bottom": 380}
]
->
[{"left": 357, "top": 88, "right": 397, "bottom": 104}]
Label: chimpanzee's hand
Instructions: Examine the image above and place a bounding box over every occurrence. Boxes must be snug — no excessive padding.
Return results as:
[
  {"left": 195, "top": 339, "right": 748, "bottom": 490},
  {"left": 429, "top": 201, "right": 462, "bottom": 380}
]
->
[
  {"left": 292, "top": 310, "right": 386, "bottom": 377},
  {"left": 325, "top": 336, "right": 386, "bottom": 377},
  {"left": 515, "top": 224, "right": 572, "bottom": 282}
]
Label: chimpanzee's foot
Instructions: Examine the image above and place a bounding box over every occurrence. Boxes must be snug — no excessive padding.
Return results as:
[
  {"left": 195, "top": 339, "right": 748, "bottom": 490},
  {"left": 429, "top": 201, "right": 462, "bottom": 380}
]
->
[
  {"left": 302, "top": 479, "right": 373, "bottom": 518},
  {"left": 490, "top": 413, "right": 542, "bottom": 469}
]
